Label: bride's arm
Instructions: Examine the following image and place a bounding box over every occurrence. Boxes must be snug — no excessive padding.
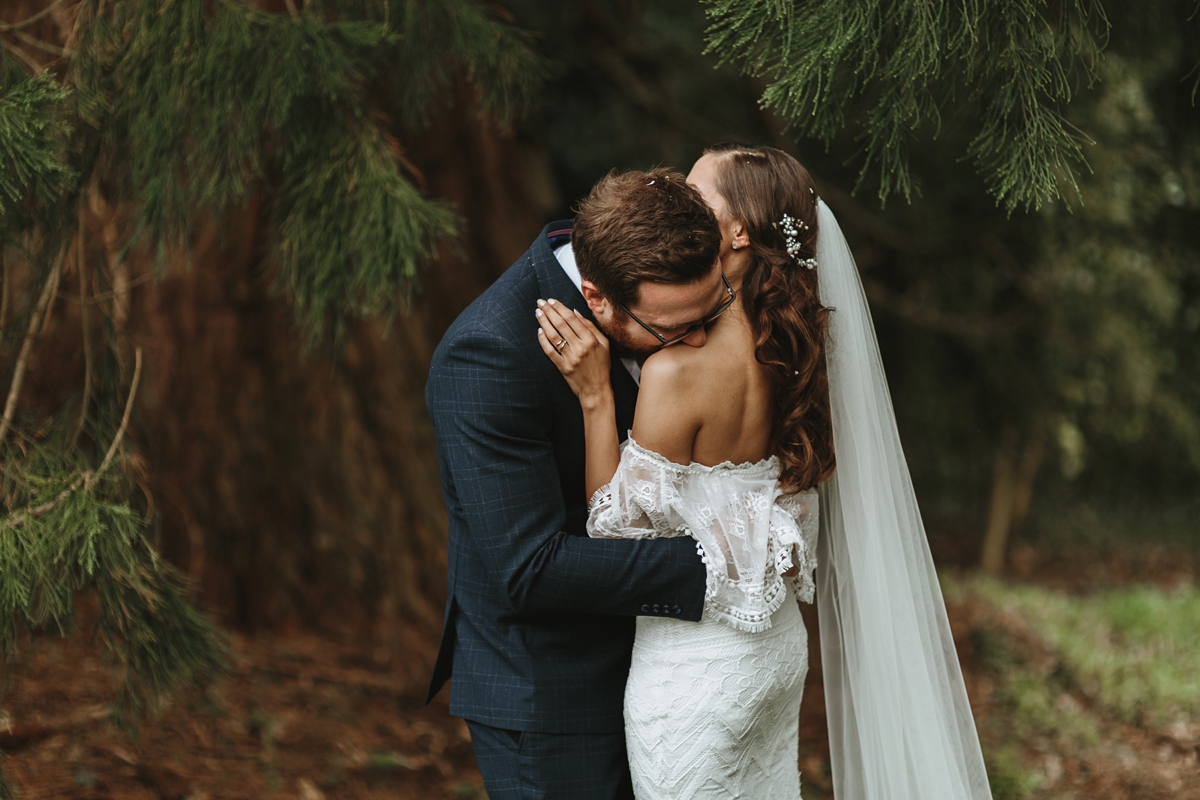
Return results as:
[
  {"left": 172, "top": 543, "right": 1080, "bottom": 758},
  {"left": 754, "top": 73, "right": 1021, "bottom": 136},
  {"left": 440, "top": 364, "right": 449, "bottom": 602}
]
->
[{"left": 535, "top": 300, "right": 620, "bottom": 498}]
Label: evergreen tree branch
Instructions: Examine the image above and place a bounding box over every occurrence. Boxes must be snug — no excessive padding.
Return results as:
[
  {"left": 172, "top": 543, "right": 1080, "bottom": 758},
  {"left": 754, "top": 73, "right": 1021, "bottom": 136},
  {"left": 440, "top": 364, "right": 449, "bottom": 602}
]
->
[
  {"left": 100, "top": 557, "right": 228, "bottom": 733},
  {"left": 57, "top": 270, "right": 156, "bottom": 305},
  {"left": 759, "top": 114, "right": 951, "bottom": 254},
  {"left": 69, "top": 210, "right": 91, "bottom": 451},
  {"left": 0, "top": 72, "right": 75, "bottom": 217},
  {"left": 0, "top": 247, "right": 65, "bottom": 453},
  {"left": 0, "top": 2, "right": 551, "bottom": 785},
  {"left": 0, "top": 480, "right": 227, "bottom": 736},
  {"left": 0, "top": 252, "right": 8, "bottom": 337},
  {"left": 702, "top": 0, "right": 1106, "bottom": 209},
  {"left": 3, "top": 346, "right": 140, "bottom": 529},
  {"left": 85, "top": 345, "right": 140, "bottom": 491},
  {"left": 0, "top": 0, "right": 71, "bottom": 33},
  {"left": 4, "top": 472, "right": 86, "bottom": 530},
  {"left": 0, "top": 37, "right": 44, "bottom": 75},
  {"left": 271, "top": 105, "right": 458, "bottom": 341},
  {"left": 59, "top": 0, "right": 539, "bottom": 338},
  {"left": 5, "top": 29, "right": 66, "bottom": 58},
  {"left": 0, "top": 704, "right": 109, "bottom": 752}
]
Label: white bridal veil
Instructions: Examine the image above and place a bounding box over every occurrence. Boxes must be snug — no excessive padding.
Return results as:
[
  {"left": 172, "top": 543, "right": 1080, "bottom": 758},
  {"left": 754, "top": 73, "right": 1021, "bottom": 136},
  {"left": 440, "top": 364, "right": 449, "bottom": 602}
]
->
[{"left": 814, "top": 200, "right": 993, "bottom": 799}]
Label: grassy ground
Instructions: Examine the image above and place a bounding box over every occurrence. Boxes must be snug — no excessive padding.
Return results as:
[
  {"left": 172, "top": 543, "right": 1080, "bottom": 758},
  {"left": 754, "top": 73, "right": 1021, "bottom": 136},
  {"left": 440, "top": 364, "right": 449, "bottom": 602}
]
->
[{"left": 946, "top": 573, "right": 1200, "bottom": 799}]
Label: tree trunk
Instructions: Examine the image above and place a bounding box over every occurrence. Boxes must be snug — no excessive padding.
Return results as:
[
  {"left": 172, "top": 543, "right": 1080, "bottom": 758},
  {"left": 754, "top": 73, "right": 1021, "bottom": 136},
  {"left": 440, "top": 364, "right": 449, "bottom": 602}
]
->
[
  {"left": 980, "top": 435, "right": 1018, "bottom": 575},
  {"left": 980, "top": 430, "right": 1045, "bottom": 575},
  {"left": 1010, "top": 436, "right": 1046, "bottom": 534}
]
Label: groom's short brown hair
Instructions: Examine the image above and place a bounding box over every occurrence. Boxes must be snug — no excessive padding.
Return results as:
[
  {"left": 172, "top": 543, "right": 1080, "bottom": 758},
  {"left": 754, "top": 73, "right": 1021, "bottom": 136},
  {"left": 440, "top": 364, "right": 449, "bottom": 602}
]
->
[{"left": 573, "top": 168, "right": 720, "bottom": 308}]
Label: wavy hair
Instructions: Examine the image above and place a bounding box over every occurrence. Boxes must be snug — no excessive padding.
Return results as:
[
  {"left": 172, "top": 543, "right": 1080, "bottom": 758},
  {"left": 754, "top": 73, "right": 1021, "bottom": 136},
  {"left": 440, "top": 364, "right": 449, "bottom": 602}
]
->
[
  {"left": 574, "top": 168, "right": 720, "bottom": 308},
  {"left": 705, "top": 143, "right": 835, "bottom": 491}
]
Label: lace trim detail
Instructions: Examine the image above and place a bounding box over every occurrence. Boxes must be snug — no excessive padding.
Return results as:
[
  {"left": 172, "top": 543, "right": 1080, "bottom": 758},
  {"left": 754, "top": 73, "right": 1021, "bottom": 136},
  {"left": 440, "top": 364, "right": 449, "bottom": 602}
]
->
[
  {"left": 773, "top": 491, "right": 818, "bottom": 605},
  {"left": 698, "top": 534, "right": 790, "bottom": 633},
  {"left": 588, "top": 485, "right": 611, "bottom": 514}
]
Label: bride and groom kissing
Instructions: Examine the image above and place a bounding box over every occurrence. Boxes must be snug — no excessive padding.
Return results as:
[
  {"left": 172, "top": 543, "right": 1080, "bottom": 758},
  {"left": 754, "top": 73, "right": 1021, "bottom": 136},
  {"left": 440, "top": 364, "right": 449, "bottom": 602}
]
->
[{"left": 425, "top": 144, "right": 994, "bottom": 799}]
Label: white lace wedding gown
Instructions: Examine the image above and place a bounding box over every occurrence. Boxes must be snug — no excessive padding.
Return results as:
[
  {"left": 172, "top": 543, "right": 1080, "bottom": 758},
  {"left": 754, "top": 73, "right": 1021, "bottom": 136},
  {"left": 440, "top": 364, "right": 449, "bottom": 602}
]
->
[{"left": 588, "top": 438, "right": 818, "bottom": 799}]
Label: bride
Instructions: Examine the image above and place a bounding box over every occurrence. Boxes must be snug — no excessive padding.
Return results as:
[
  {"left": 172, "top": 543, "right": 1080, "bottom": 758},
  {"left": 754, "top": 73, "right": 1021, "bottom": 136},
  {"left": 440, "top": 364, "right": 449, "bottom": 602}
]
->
[{"left": 535, "top": 143, "right": 993, "bottom": 799}]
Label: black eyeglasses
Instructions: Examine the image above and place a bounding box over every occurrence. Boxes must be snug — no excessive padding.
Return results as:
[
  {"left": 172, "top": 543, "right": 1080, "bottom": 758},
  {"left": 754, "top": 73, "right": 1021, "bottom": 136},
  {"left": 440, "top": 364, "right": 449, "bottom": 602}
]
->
[{"left": 619, "top": 273, "right": 737, "bottom": 348}]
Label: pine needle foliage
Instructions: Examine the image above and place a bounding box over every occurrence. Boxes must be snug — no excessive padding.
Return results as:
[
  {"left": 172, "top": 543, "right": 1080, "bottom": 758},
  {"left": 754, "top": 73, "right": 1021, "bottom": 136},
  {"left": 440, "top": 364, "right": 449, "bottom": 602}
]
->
[
  {"left": 0, "top": 444, "right": 227, "bottom": 732},
  {"left": 0, "top": 0, "right": 540, "bottom": 790},
  {"left": 702, "top": 0, "right": 1110, "bottom": 211},
  {"left": 0, "top": 403, "right": 227, "bottom": 799},
  {"left": 70, "top": 0, "right": 541, "bottom": 340},
  {"left": 0, "top": 73, "right": 73, "bottom": 231}
]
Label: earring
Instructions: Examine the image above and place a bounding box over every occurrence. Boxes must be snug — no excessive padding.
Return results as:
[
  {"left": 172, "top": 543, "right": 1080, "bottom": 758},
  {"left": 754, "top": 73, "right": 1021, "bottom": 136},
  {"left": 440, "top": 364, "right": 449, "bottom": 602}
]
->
[{"left": 731, "top": 243, "right": 739, "bottom": 250}]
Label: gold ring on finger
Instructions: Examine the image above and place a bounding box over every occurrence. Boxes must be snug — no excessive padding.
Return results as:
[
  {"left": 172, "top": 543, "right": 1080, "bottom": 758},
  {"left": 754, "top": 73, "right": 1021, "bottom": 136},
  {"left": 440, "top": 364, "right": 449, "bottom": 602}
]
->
[{"left": 554, "top": 338, "right": 568, "bottom": 352}]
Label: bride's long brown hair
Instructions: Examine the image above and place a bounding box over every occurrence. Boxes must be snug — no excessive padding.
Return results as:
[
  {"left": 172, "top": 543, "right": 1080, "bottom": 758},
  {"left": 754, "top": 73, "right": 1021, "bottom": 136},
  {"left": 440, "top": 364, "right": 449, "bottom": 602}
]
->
[{"left": 706, "top": 143, "right": 835, "bottom": 491}]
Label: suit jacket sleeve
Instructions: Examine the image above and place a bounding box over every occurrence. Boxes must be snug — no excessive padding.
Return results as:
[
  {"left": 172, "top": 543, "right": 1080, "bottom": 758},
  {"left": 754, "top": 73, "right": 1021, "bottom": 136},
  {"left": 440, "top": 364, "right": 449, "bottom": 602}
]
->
[{"left": 427, "top": 327, "right": 707, "bottom": 619}]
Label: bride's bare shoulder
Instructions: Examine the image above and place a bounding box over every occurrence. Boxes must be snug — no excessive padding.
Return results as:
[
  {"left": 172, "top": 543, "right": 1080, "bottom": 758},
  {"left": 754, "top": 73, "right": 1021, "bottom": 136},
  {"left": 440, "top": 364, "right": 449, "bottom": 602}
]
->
[
  {"left": 630, "top": 347, "right": 710, "bottom": 461},
  {"left": 639, "top": 345, "right": 707, "bottom": 396}
]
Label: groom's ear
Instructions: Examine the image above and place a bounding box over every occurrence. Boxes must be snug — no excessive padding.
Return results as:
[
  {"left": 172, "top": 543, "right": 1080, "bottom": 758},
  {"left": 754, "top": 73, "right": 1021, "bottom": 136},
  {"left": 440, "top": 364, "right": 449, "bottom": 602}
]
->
[{"left": 580, "top": 281, "right": 613, "bottom": 318}]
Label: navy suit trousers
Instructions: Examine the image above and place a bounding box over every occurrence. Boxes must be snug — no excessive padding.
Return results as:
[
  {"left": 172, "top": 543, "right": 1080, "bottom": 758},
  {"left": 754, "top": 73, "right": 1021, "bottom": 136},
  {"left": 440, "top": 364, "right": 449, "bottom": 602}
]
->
[{"left": 467, "top": 719, "right": 634, "bottom": 800}]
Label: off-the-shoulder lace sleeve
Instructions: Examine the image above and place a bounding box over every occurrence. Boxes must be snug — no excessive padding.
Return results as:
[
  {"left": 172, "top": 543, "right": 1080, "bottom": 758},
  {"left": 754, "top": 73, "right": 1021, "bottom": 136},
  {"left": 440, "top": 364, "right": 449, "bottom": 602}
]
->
[
  {"left": 586, "top": 439, "right": 692, "bottom": 540},
  {"left": 587, "top": 438, "right": 818, "bottom": 632},
  {"left": 771, "top": 488, "right": 820, "bottom": 604}
]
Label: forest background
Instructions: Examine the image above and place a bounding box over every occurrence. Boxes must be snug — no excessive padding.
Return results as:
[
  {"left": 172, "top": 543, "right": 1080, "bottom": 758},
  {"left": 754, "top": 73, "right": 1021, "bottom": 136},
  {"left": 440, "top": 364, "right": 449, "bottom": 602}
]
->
[{"left": 1, "top": 1, "right": 1198, "bottom": 799}]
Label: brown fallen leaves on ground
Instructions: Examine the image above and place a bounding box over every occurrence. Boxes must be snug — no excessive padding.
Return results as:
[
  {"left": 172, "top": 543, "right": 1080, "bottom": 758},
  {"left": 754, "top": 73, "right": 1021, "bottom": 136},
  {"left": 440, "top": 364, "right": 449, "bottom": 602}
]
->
[
  {"left": 1, "top": 629, "right": 484, "bottom": 800},
  {"left": 1, "top": 542, "right": 1195, "bottom": 800}
]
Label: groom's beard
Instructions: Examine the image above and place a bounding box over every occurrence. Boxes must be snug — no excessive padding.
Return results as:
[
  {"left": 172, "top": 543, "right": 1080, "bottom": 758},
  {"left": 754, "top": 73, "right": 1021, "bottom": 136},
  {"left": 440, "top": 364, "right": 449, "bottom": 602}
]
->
[{"left": 593, "top": 316, "right": 660, "bottom": 359}]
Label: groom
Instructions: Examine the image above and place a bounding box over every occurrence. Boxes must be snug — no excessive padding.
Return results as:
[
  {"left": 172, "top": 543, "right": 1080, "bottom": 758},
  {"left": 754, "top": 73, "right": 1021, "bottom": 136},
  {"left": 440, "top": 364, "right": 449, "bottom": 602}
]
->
[{"left": 425, "top": 168, "right": 724, "bottom": 799}]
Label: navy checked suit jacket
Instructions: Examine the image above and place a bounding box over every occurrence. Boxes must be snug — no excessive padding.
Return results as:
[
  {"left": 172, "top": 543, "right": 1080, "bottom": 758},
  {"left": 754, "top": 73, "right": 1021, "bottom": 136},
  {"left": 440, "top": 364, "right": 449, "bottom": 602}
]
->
[{"left": 424, "top": 221, "right": 708, "bottom": 734}]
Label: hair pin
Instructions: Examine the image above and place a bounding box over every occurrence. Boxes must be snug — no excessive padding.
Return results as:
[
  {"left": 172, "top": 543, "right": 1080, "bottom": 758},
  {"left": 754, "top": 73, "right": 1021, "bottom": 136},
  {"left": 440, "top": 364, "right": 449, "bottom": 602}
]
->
[{"left": 773, "top": 213, "right": 817, "bottom": 269}]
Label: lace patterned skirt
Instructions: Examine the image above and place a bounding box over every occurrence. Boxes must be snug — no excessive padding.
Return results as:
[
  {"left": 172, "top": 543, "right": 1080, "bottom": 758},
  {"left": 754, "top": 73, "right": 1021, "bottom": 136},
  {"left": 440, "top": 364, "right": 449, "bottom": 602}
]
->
[{"left": 625, "top": 582, "right": 808, "bottom": 799}]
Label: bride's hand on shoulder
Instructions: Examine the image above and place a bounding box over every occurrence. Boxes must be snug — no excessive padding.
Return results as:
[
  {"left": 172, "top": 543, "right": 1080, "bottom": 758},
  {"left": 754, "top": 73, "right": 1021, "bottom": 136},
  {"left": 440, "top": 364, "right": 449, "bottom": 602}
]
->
[{"left": 536, "top": 299, "right": 612, "bottom": 408}]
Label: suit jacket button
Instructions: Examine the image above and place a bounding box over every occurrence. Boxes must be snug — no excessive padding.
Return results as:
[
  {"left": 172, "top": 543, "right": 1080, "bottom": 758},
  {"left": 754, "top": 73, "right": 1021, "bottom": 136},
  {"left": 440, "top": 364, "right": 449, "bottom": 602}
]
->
[
  {"left": 673, "top": 605, "right": 682, "bottom": 615},
  {"left": 640, "top": 604, "right": 650, "bottom": 613},
  {"left": 651, "top": 604, "right": 660, "bottom": 614}
]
